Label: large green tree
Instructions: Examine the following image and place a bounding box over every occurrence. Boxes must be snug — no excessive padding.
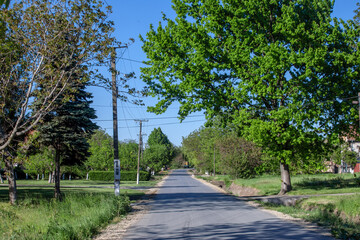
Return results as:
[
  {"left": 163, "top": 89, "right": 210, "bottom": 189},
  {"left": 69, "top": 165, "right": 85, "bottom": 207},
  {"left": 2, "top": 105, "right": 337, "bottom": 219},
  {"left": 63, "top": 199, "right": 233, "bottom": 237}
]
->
[{"left": 141, "top": 0, "right": 360, "bottom": 194}]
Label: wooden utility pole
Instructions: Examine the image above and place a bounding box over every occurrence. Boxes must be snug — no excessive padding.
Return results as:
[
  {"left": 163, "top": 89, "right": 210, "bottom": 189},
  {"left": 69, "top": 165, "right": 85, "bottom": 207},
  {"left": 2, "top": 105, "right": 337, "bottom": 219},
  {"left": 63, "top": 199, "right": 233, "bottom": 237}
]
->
[
  {"left": 135, "top": 120, "right": 148, "bottom": 184},
  {"left": 111, "top": 46, "right": 127, "bottom": 196}
]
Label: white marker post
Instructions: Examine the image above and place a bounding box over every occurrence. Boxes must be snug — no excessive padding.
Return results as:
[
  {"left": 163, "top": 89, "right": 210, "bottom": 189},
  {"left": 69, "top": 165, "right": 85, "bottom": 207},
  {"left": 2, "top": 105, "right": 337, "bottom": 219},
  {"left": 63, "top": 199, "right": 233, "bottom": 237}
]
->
[{"left": 114, "top": 159, "right": 120, "bottom": 196}]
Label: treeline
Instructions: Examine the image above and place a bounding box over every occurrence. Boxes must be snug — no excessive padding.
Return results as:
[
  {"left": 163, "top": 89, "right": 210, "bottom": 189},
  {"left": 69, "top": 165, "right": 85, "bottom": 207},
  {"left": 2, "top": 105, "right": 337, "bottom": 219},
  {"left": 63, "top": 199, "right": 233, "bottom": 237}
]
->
[
  {"left": 182, "top": 124, "right": 358, "bottom": 179},
  {"left": 17, "top": 127, "right": 175, "bottom": 179}
]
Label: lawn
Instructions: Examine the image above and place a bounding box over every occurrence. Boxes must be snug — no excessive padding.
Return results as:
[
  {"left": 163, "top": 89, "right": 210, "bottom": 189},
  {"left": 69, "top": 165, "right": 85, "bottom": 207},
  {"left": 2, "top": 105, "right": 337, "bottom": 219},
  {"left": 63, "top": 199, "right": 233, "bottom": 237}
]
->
[
  {"left": 10, "top": 179, "right": 158, "bottom": 188},
  {"left": 0, "top": 174, "right": 166, "bottom": 240},
  {"left": 200, "top": 173, "right": 360, "bottom": 196}
]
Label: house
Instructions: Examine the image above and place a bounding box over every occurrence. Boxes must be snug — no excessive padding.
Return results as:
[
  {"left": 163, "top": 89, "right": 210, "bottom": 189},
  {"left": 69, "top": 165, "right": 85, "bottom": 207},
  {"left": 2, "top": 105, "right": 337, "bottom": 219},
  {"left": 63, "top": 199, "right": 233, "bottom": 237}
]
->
[{"left": 341, "top": 126, "right": 360, "bottom": 173}]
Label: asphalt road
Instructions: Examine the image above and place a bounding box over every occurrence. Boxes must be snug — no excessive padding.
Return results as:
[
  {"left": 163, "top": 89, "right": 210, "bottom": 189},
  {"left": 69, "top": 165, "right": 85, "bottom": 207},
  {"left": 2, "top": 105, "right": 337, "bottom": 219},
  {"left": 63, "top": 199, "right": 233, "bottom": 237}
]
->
[{"left": 123, "top": 169, "right": 333, "bottom": 240}]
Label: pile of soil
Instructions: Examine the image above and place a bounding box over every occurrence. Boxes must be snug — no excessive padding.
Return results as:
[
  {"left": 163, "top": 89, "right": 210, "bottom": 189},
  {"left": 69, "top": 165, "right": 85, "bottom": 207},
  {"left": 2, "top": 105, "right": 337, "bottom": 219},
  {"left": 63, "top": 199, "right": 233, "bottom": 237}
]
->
[{"left": 227, "top": 182, "right": 259, "bottom": 196}]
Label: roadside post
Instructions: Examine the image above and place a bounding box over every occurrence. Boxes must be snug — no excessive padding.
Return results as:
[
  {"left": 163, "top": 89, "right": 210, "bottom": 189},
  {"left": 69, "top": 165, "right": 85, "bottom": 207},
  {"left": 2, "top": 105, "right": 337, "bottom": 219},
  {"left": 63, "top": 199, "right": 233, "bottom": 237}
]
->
[{"left": 114, "top": 159, "right": 120, "bottom": 196}]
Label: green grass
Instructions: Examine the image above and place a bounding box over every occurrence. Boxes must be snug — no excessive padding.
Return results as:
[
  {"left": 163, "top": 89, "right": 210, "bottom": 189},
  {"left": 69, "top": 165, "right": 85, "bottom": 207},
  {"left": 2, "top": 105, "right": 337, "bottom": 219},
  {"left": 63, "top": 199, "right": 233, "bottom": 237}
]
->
[
  {"left": 227, "top": 173, "right": 359, "bottom": 196},
  {"left": 0, "top": 191, "right": 134, "bottom": 240},
  {"left": 11, "top": 179, "right": 158, "bottom": 187},
  {"left": 0, "top": 174, "right": 165, "bottom": 240},
  {"left": 259, "top": 194, "right": 360, "bottom": 239}
]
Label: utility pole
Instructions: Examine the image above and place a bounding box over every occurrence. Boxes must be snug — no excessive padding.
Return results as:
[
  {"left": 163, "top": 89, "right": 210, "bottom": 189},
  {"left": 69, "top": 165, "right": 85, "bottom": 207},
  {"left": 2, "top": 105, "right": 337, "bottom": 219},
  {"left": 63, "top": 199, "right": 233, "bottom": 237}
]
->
[
  {"left": 135, "top": 120, "right": 148, "bottom": 184},
  {"left": 111, "top": 46, "right": 127, "bottom": 196}
]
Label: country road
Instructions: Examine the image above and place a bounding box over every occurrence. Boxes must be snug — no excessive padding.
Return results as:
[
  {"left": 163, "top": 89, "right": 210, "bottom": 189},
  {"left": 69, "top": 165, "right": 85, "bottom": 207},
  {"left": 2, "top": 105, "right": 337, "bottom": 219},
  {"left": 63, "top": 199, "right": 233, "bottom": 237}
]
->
[{"left": 123, "top": 169, "right": 333, "bottom": 240}]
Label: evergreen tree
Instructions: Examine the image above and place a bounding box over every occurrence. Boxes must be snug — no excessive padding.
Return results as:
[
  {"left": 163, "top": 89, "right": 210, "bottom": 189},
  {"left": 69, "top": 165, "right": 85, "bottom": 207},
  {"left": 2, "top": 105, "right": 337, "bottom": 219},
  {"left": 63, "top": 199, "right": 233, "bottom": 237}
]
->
[{"left": 38, "top": 84, "right": 98, "bottom": 200}]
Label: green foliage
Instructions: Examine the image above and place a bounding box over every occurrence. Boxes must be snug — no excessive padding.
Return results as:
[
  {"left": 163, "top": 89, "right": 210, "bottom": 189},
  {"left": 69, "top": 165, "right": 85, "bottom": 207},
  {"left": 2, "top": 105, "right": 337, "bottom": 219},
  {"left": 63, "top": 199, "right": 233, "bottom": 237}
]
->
[
  {"left": 328, "top": 142, "right": 358, "bottom": 167},
  {"left": 216, "top": 134, "right": 262, "bottom": 178},
  {"left": 85, "top": 129, "right": 114, "bottom": 171},
  {"left": 144, "top": 128, "right": 175, "bottom": 172},
  {"left": 182, "top": 126, "right": 222, "bottom": 173},
  {"left": 24, "top": 147, "right": 54, "bottom": 174},
  {"left": 119, "top": 140, "right": 139, "bottom": 171},
  {"left": 0, "top": 193, "right": 131, "bottom": 240},
  {"left": 88, "top": 171, "right": 151, "bottom": 181},
  {"left": 147, "top": 127, "right": 172, "bottom": 147},
  {"left": 141, "top": 0, "right": 360, "bottom": 193},
  {"left": 0, "top": 0, "right": 10, "bottom": 8},
  {"left": 0, "top": 0, "right": 115, "bottom": 151}
]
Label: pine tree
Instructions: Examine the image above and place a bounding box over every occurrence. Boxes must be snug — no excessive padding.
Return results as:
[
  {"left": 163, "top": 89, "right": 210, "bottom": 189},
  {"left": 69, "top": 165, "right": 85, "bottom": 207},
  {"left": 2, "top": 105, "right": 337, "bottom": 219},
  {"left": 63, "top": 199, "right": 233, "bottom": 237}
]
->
[{"left": 38, "top": 84, "right": 98, "bottom": 200}]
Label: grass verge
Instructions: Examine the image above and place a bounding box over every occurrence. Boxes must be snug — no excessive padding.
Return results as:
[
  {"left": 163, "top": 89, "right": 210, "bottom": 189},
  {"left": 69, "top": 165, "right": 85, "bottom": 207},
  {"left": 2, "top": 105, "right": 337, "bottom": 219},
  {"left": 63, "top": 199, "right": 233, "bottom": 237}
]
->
[
  {"left": 0, "top": 187, "right": 145, "bottom": 239},
  {"left": 258, "top": 194, "right": 360, "bottom": 239},
  {"left": 197, "top": 173, "right": 360, "bottom": 196}
]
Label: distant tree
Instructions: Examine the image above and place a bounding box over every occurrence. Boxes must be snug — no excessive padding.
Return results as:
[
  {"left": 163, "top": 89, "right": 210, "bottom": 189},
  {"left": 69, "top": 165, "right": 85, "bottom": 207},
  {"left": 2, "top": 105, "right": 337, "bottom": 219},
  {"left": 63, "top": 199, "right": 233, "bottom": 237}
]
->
[
  {"left": 144, "top": 128, "right": 174, "bottom": 172},
  {"left": 182, "top": 126, "right": 223, "bottom": 174},
  {"left": 25, "top": 147, "right": 54, "bottom": 179},
  {"left": 141, "top": 0, "right": 360, "bottom": 194},
  {"left": 119, "top": 140, "right": 139, "bottom": 171},
  {"left": 85, "top": 129, "right": 114, "bottom": 171},
  {"left": 143, "top": 144, "right": 169, "bottom": 173}
]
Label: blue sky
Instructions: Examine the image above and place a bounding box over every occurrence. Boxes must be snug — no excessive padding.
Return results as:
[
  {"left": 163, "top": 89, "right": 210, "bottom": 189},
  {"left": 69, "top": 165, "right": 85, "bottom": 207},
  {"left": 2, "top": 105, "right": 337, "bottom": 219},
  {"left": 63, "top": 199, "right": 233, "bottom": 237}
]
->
[{"left": 89, "top": 0, "right": 359, "bottom": 147}]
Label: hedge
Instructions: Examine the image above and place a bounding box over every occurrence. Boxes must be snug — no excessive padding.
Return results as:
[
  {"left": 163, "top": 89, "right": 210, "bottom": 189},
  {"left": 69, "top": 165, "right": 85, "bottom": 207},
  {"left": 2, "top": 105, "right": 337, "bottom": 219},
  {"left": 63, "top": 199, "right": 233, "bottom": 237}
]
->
[{"left": 88, "top": 171, "right": 151, "bottom": 181}]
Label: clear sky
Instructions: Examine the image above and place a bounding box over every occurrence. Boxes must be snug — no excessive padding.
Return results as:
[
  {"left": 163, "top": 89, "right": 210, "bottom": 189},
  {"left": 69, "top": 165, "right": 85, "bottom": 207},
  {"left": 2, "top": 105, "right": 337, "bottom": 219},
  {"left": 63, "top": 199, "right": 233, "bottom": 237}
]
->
[{"left": 89, "top": 0, "right": 359, "bottom": 147}]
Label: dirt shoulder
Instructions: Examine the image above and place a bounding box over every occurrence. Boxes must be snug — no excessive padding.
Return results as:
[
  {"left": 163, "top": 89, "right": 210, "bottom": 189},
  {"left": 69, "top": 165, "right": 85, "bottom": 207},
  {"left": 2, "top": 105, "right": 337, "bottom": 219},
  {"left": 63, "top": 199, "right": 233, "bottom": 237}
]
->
[{"left": 93, "top": 175, "right": 169, "bottom": 240}]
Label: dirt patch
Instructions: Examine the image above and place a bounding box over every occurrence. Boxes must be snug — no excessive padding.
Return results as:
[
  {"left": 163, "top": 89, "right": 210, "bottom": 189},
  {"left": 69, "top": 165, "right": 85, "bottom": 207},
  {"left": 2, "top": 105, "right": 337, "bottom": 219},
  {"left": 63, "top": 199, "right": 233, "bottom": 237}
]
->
[
  {"left": 227, "top": 182, "right": 259, "bottom": 196},
  {"left": 93, "top": 176, "right": 168, "bottom": 240}
]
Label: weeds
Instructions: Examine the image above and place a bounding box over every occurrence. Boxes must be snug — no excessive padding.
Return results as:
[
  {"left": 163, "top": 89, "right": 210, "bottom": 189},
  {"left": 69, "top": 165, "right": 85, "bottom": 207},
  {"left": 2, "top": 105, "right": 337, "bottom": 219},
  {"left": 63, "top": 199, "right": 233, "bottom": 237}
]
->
[{"left": 0, "top": 192, "right": 131, "bottom": 240}]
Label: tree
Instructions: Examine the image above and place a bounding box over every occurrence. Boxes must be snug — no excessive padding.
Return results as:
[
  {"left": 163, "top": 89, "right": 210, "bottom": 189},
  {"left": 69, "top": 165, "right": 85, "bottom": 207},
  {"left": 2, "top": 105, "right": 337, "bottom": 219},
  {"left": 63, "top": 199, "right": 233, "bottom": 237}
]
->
[
  {"left": 37, "top": 84, "right": 98, "bottom": 200},
  {"left": 216, "top": 134, "right": 262, "bottom": 179},
  {"left": 141, "top": 0, "right": 360, "bottom": 194},
  {"left": 144, "top": 128, "right": 174, "bottom": 172},
  {"left": 0, "top": 0, "right": 114, "bottom": 203},
  {"left": 119, "top": 140, "right": 139, "bottom": 171},
  {"left": 181, "top": 126, "right": 221, "bottom": 173},
  {"left": 85, "top": 129, "right": 114, "bottom": 171},
  {"left": 143, "top": 144, "right": 169, "bottom": 173}
]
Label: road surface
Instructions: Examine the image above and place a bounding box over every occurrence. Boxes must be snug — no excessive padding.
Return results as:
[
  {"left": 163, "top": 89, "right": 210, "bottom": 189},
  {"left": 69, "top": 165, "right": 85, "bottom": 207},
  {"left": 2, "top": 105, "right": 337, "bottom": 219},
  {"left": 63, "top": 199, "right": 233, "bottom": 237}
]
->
[{"left": 123, "top": 169, "right": 332, "bottom": 239}]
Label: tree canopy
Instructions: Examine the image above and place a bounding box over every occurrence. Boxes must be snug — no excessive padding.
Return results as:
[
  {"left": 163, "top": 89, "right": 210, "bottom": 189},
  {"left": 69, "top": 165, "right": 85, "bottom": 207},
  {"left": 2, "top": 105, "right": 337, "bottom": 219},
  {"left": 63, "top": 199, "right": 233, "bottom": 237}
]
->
[
  {"left": 141, "top": 0, "right": 360, "bottom": 193},
  {"left": 0, "top": 0, "right": 115, "bottom": 151}
]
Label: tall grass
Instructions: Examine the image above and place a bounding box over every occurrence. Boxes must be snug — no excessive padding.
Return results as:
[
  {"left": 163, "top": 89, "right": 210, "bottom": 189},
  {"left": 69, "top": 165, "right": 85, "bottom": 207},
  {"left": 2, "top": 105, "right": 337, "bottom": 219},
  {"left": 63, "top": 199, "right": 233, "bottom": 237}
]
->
[{"left": 0, "top": 192, "right": 131, "bottom": 240}]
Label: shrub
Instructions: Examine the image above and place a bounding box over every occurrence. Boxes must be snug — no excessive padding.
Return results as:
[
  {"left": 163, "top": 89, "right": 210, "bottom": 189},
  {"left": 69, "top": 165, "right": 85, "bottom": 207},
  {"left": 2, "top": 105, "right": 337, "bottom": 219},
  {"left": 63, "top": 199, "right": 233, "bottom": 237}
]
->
[
  {"left": 216, "top": 134, "right": 262, "bottom": 178},
  {"left": 89, "top": 171, "right": 151, "bottom": 181}
]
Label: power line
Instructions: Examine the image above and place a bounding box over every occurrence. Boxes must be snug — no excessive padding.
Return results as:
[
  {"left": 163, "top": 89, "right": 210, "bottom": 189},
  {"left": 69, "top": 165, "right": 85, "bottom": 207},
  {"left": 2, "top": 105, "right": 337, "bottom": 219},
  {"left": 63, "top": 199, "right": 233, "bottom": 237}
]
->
[
  {"left": 116, "top": 119, "right": 205, "bottom": 129},
  {"left": 121, "top": 57, "right": 144, "bottom": 64},
  {"left": 93, "top": 115, "right": 204, "bottom": 122}
]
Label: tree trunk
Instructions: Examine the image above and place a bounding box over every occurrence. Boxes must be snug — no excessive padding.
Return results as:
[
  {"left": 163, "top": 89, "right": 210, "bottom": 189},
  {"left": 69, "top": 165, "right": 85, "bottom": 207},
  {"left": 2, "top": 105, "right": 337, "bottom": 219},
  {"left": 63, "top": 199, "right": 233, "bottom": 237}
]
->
[
  {"left": 5, "top": 160, "right": 17, "bottom": 205},
  {"left": 48, "top": 172, "right": 52, "bottom": 183},
  {"left": 54, "top": 149, "right": 62, "bottom": 201},
  {"left": 279, "top": 161, "right": 292, "bottom": 195}
]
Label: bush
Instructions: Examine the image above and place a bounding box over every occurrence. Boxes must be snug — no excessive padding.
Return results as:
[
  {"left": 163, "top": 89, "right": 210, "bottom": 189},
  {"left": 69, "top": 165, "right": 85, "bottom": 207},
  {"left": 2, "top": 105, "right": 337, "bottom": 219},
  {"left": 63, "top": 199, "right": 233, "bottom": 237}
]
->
[
  {"left": 89, "top": 171, "right": 151, "bottom": 181},
  {"left": 216, "top": 134, "right": 262, "bottom": 179}
]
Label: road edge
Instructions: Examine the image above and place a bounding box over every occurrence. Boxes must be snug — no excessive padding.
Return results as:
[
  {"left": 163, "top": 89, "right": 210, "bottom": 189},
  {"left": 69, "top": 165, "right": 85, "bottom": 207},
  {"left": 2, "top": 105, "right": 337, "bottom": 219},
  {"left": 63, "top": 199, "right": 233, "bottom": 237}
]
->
[{"left": 93, "top": 173, "right": 170, "bottom": 240}]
